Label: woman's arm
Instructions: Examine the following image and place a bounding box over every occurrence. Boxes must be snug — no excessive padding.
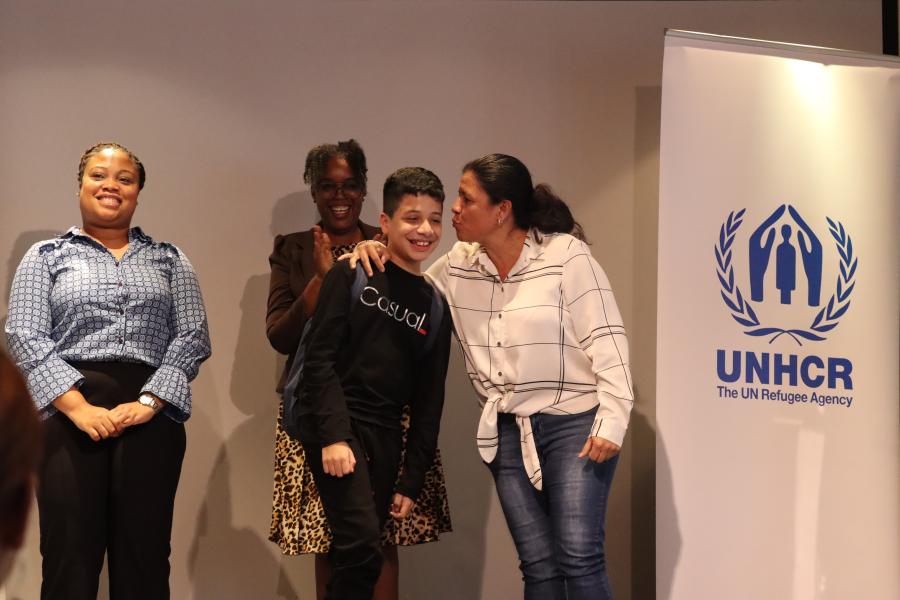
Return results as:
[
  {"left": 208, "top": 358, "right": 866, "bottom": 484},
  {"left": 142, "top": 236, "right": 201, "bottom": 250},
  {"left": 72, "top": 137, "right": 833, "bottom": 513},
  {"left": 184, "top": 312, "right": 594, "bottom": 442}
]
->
[
  {"left": 266, "top": 234, "right": 311, "bottom": 354},
  {"left": 140, "top": 247, "right": 211, "bottom": 421},
  {"left": 266, "top": 228, "right": 335, "bottom": 355},
  {"left": 561, "top": 239, "right": 634, "bottom": 455},
  {"left": 4, "top": 243, "right": 85, "bottom": 413}
]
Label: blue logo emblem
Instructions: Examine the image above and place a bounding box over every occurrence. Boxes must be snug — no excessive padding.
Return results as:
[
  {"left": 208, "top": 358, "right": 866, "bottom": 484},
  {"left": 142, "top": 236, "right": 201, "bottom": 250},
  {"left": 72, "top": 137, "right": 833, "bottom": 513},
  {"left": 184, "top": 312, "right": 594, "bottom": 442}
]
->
[{"left": 715, "top": 205, "right": 857, "bottom": 345}]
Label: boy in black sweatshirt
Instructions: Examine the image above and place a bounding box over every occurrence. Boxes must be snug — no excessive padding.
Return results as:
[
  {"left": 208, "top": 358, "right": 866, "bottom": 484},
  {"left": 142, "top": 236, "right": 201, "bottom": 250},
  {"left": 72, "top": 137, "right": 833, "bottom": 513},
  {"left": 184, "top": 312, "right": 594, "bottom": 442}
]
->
[{"left": 296, "top": 167, "right": 451, "bottom": 600}]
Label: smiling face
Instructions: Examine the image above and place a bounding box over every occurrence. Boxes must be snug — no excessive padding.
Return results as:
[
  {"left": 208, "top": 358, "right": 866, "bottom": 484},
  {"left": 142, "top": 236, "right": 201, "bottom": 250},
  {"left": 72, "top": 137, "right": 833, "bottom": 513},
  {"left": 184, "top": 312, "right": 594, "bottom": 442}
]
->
[
  {"left": 78, "top": 147, "right": 141, "bottom": 231},
  {"left": 381, "top": 193, "right": 443, "bottom": 274},
  {"left": 313, "top": 156, "right": 365, "bottom": 237},
  {"left": 451, "top": 169, "right": 503, "bottom": 244}
]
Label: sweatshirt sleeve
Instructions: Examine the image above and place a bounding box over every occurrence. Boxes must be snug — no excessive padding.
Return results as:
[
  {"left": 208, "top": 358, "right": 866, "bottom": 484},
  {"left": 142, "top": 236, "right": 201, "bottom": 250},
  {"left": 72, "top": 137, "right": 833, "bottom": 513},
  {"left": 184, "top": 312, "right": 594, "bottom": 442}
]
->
[
  {"left": 395, "top": 293, "right": 452, "bottom": 500},
  {"left": 298, "top": 262, "right": 354, "bottom": 446}
]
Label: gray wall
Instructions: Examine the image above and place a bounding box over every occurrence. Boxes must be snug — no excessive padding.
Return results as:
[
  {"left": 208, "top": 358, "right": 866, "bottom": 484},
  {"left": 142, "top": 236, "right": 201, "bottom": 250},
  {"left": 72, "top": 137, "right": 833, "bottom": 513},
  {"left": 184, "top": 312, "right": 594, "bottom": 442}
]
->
[{"left": 0, "top": 2, "right": 882, "bottom": 599}]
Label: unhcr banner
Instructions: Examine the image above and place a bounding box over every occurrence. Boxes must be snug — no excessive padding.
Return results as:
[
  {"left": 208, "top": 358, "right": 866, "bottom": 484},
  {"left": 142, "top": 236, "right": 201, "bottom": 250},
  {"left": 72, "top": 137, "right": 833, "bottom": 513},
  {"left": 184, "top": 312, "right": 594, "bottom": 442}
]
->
[{"left": 656, "top": 31, "right": 899, "bottom": 600}]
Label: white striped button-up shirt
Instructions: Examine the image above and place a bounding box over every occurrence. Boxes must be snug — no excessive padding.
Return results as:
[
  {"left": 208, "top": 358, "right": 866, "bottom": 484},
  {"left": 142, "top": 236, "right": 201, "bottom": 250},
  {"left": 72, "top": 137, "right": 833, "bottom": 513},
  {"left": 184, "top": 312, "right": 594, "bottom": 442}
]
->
[{"left": 426, "top": 229, "right": 633, "bottom": 489}]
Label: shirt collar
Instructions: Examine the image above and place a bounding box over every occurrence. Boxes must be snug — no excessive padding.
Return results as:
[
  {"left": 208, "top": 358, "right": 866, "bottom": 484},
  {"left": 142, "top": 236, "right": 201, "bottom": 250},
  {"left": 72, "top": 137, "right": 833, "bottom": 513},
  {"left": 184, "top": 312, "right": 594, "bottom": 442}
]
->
[
  {"left": 63, "top": 226, "right": 153, "bottom": 246},
  {"left": 465, "top": 228, "right": 546, "bottom": 274}
]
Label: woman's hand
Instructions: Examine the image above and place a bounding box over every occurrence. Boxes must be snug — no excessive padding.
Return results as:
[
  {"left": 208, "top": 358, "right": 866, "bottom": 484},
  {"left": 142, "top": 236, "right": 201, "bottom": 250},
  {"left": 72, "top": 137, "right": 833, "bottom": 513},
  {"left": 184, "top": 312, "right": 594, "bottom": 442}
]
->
[
  {"left": 322, "top": 441, "right": 356, "bottom": 477},
  {"left": 341, "top": 240, "right": 391, "bottom": 276},
  {"left": 54, "top": 388, "right": 123, "bottom": 441},
  {"left": 109, "top": 401, "right": 157, "bottom": 428},
  {"left": 578, "top": 436, "right": 620, "bottom": 463},
  {"left": 312, "top": 225, "right": 334, "bottom": 278},
  {"left": 390, "top": 493, "right": 415, "bottom": 520}
]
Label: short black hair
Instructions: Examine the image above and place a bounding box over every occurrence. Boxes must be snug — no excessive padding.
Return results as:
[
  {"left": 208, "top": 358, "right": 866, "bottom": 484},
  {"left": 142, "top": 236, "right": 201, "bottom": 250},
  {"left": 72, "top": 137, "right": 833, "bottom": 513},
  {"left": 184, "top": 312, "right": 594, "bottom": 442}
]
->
[
  {"left": 303, "top": 139, "right": 367, "bottom": 190},
  {"left": 382, "top": 167, "right": 445, "bottom": 216}
]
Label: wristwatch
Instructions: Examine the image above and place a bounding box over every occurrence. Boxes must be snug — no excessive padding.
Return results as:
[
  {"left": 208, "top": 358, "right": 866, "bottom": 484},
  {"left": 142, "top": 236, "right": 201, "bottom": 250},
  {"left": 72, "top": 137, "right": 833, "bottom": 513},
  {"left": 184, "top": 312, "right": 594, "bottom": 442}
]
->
[{"left": 138, "top": 393, "right": 163, "bottom": 413}]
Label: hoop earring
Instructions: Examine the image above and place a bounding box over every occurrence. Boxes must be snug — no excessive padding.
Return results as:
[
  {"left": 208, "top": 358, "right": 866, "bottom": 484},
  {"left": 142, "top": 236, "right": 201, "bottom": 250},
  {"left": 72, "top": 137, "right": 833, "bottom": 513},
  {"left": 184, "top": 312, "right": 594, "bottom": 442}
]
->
[{"left": 497, "top": 218, "right": 504, "bottom": 226}]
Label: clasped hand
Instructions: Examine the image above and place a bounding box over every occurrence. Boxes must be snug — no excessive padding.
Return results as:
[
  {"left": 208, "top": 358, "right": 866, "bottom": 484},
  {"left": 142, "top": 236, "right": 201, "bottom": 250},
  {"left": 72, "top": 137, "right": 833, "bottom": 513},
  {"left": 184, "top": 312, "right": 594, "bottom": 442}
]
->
[
  {"left": 58, "top": 389, "right": 159, "bottom": 442},
  {"left": 69, "top": 402, "right": 156, "bottom": 441}
]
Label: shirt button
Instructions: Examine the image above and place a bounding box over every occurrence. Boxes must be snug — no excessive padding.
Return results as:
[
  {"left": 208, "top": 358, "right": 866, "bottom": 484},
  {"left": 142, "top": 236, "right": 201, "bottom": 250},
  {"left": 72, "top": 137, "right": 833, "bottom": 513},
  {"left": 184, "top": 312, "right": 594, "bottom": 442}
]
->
[
  {"left": 118, "top": 281, "right": 123, "bottom": 287},
  {"left": 117, "top": 337, "right": 124, "bottom": 344},
  {"left": 496, "top": 342, "right": 501, "bottom": 347},
  {"left": 498, "top": 313, "right": 502, "bottom": 319},
  {"left": 498, "top": 371, "right": 503, "bottom": 377}
]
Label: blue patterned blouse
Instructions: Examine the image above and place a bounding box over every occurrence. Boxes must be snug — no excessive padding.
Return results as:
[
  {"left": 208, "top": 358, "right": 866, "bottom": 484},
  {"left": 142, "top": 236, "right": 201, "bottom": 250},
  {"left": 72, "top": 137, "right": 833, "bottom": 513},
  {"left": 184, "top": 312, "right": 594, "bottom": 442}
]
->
[{"left": 5, "top": 226, "right": 211, "bottom": 422}]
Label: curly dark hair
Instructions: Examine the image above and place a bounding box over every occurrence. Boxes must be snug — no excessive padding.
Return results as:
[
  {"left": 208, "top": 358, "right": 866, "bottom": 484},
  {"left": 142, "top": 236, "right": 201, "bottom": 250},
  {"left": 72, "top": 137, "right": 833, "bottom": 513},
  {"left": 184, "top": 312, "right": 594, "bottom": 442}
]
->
[
  {"left": 77, "top": 142, "right": 146, "bottom": 190},
  {"left": 303, "top": 139, "right": 367, "bottom": 192}
]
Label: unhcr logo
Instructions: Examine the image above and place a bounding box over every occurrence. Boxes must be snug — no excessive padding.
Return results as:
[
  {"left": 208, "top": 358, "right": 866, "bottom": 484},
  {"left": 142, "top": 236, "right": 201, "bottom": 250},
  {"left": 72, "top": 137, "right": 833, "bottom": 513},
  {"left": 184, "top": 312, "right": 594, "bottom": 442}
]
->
[{"left": 713, "top": 205, "right": 857, "bottom": 404}]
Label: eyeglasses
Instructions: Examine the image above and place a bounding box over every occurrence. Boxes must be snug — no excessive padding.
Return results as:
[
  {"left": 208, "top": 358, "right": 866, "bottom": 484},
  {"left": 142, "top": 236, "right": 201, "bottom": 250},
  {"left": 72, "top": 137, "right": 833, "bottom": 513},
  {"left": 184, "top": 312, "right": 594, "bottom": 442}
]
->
[{"left": 316, "top": 180, "right": 363, "bottom": 199}]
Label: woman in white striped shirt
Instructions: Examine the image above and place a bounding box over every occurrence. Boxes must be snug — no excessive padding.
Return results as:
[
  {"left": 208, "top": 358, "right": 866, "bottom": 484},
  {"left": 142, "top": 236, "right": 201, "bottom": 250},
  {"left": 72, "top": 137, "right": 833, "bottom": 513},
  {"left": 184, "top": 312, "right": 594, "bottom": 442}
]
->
[{"left": 351, "top": 154, "right": 633, "bottom": 600}]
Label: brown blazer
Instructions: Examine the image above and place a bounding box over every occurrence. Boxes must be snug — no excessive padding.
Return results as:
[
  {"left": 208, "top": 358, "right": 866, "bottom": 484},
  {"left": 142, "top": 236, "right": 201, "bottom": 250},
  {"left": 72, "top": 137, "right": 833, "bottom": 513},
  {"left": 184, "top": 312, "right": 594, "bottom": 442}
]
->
[{"left": 266, "top": 222, "right": 381, "bottom": 392}]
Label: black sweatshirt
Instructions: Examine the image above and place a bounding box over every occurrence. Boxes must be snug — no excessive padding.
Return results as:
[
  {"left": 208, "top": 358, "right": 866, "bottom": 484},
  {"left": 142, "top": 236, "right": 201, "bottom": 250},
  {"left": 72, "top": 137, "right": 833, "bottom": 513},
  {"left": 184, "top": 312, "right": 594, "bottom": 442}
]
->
[{"left": 296, "top": 260, "right": 451, "bottom": 500}]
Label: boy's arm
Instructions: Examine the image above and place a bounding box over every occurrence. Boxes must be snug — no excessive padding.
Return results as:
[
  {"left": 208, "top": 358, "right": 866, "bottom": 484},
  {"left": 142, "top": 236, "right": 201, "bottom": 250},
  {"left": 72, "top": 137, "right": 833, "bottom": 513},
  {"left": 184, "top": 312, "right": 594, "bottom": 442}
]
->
[
  {"left": 395, "top": 297, "right": 452, "bottom": 500},
  {"left": 299, "top": 263, "right": 355, "bottom": 446}
]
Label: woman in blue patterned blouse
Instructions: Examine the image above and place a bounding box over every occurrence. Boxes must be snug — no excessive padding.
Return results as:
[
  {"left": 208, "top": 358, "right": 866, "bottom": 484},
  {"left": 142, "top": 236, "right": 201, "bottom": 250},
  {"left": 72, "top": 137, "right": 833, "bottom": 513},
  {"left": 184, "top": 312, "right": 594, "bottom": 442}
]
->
[{"left": 5, "top": 142, "right": 211, "bottom": 600}]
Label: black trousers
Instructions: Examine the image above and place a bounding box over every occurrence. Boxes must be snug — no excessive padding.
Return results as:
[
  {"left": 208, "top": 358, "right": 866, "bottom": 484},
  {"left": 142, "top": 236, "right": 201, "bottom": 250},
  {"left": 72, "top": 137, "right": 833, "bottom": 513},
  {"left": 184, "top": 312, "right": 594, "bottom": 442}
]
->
[
  {"left": 37, "top": 362, "right": 186, "bottom": 600},
  {"left": 305, "top": 419, "right": 403, "bottom": 600}
]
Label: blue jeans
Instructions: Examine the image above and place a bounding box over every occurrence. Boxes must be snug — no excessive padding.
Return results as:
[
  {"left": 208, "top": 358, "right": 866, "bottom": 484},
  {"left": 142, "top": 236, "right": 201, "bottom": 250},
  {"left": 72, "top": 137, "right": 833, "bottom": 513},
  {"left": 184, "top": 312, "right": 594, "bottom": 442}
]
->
[{"left": 488, "top": 410, "right": 618, "bottom": 600}]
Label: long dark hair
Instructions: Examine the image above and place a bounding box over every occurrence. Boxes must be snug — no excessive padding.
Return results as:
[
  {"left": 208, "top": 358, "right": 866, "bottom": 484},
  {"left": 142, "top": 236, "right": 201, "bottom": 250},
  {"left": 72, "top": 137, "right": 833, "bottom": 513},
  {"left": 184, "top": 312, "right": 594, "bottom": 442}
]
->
[{"left": 463, "top": 154, "right": 586, "bottom": 241}]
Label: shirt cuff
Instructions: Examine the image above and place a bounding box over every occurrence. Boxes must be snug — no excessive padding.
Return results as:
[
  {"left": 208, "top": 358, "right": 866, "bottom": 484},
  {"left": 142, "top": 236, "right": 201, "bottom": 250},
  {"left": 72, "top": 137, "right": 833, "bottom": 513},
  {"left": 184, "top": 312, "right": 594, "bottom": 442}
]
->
[
  {"left": 316, "top": 414, "right": 354, "bottom": 447},
  {"left": 142, "top": 364, "right": 191, "bottom": 422},
  {"left": 25, "top": 358, "right": 85, "bottom": 415},
  {"left": 591, "top": 414, "right": 627, "bottom": 447}
]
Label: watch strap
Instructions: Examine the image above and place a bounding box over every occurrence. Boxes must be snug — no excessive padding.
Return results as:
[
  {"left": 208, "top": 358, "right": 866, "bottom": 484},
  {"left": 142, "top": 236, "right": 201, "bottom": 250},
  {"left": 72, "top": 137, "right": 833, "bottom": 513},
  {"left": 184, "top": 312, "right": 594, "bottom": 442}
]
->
[{"left": 138, "top": 393, "right": 163, "bottom": 413}]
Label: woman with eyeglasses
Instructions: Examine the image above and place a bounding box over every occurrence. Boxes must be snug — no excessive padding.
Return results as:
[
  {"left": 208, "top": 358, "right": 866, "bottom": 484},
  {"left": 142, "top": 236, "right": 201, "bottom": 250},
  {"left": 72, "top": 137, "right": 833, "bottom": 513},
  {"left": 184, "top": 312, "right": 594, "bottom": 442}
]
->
[{"left": 266, "top": 139, "right": 451, "bottom": 600}]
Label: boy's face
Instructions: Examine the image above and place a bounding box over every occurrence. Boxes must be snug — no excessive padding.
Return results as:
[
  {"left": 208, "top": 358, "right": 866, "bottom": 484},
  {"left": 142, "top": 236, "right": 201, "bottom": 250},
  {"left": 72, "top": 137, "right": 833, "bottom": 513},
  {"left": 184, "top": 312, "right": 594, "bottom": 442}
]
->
[{"left": 380, "top": 193, "right": 443, "bottom": 272}]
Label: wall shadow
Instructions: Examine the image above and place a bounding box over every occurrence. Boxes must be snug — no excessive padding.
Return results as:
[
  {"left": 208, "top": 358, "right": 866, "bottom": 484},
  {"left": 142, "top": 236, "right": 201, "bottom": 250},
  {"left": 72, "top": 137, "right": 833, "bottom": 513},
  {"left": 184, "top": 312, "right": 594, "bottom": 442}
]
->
[
  {"left": 630, "top": 85, "right": 662, "bottom": 600},
  {"left": 271, "top": 191, "right": 317, "bottom": 239},
  {"left": 399, "top": 346, "right": 493, "bottom": 599},
  {"left": 653, "top": 430, "right": 680, "bottom": 600},
  {"left": 186, "top": 274, "right": 298, "bottom": 598}
]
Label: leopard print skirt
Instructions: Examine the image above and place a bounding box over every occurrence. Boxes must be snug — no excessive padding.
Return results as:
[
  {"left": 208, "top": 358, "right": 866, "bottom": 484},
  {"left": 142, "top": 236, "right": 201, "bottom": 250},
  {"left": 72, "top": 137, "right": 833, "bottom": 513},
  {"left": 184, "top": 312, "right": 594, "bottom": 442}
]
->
[{"left": 269, "top": 404, "right": 452, "bottom": 554}]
